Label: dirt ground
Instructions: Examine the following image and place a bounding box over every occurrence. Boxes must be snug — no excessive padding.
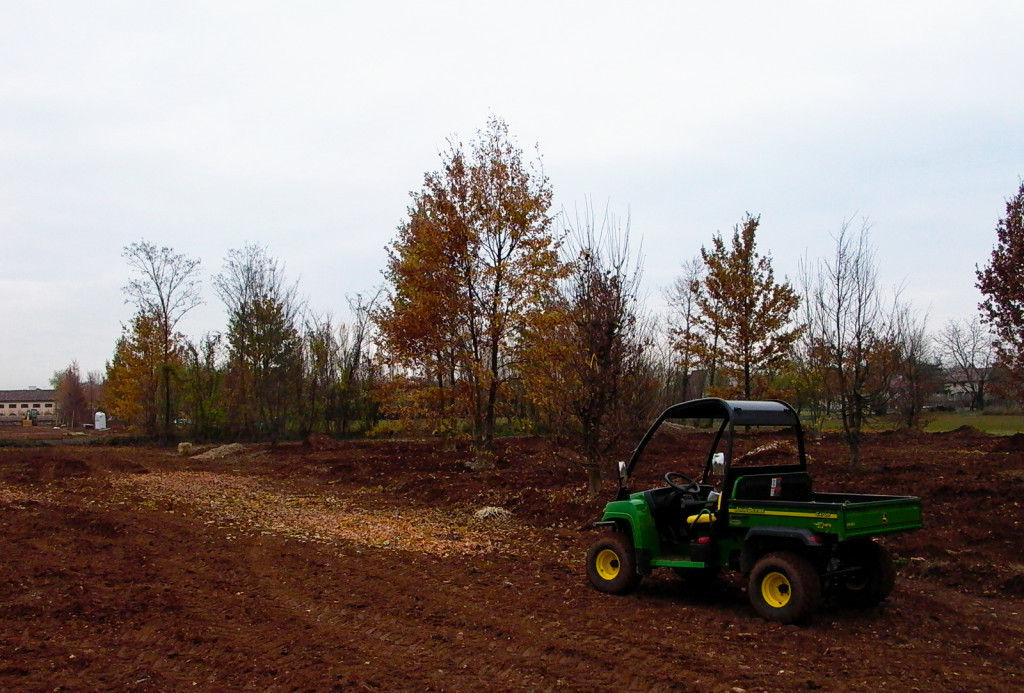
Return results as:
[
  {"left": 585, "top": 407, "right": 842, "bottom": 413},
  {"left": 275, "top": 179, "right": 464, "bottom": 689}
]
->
[{"left": 1, "top": 428, "right": 1022, "bottom": 691}]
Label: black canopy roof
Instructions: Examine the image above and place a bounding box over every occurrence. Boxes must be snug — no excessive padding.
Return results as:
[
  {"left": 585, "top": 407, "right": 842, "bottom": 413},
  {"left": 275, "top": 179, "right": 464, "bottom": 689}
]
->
[
  {"left": 657, "top": 398, "right": 799, "bottom": 427},
  {"left": 623, "top": 398, "right": 802, "bottom": 481}
]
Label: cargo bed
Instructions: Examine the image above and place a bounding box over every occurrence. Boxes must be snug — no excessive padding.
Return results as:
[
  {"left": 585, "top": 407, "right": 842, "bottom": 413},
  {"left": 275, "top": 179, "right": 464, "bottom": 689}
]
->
[{"left": 727, "top": 492, "right": 923, "bottom": 540}]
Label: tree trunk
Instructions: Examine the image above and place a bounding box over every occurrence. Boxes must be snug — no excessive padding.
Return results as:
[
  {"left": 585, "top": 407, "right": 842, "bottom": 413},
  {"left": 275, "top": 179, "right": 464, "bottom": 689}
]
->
[
  {"left": 585, "top": 461, "right": 602, "bottom": 498},
  {"left": 162, "top": 362, "right": 173, "bottom": 443}
]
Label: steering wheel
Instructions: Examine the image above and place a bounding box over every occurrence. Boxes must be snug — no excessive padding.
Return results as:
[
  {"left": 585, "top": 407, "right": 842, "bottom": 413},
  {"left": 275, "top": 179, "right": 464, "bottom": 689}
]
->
[{"left": 664, "top": 471, "right": 700, "bottom": 494}]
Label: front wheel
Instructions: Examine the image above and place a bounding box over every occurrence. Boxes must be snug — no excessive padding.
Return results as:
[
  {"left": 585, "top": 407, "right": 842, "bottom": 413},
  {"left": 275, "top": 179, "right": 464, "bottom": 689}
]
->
[
  {"left": 748, "top": 551, "right": 822, "bottom": 623},
  {"left": 586, "top": 534, "right": 640, "bottom": 594}
]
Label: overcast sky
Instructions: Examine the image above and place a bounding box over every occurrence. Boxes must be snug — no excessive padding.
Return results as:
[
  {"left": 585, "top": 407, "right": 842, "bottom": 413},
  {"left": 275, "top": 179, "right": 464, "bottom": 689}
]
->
[{"left": 2, "top": 1, "right": 1023, "bottom": 389}]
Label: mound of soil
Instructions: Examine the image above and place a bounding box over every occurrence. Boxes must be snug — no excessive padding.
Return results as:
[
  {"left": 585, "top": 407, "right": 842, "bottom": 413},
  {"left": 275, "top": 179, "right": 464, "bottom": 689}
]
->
[
  {"left": 993, "top": 432, "right": 1024, "bottom": 452},
  {"left": 303, "top": 433, "right": 343, "bottom": 451},
  {"left": 190, "top": 442, "right": 246, "bottom": 460}
]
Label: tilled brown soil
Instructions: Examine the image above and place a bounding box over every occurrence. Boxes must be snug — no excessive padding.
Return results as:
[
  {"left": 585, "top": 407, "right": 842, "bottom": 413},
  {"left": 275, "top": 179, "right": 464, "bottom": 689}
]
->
[{"left": 1, "top": 431, "right": 1022, "bottom": 691}]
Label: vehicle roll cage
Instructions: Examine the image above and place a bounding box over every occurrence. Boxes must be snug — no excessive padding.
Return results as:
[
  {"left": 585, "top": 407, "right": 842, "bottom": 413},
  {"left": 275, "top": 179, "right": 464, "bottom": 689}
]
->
[{"left": 618, "top": 398, "right": 807, "bottom": 497}]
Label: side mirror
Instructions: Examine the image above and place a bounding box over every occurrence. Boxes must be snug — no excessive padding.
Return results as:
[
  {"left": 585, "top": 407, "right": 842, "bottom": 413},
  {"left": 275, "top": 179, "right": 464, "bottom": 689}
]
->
[
  {"left": 617, "top": 460, "right": 627, "bottom": 480},
  {"left": 711, "top": 452, "right": 726, "bottom": 476}
]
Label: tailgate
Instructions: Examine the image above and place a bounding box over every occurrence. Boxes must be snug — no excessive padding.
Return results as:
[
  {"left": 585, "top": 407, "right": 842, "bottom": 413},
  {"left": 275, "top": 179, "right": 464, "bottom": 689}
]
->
[{"left": 837, "top": 496, "right": 922, "bottom": 539}]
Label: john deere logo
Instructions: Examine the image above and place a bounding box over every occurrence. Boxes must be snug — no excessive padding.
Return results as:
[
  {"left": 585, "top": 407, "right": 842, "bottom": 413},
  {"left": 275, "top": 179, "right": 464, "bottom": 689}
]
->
[{"left": 881, "top": 513, "right": 889, "bottom": 524}]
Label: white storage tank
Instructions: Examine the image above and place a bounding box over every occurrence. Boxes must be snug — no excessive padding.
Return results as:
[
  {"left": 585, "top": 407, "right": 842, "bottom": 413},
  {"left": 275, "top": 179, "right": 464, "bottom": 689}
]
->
[{"left": 94, "top": 411, "right": 107, "bottom": 430}]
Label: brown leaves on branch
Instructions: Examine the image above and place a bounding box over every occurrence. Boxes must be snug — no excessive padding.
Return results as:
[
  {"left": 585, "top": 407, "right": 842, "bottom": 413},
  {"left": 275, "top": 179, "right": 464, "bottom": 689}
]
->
[
  {"left": 977, "top": 180, "right": 1024, "bottom": 403},
  {"left": 375, "top": 117, "right": 563, "bottom": 447}
]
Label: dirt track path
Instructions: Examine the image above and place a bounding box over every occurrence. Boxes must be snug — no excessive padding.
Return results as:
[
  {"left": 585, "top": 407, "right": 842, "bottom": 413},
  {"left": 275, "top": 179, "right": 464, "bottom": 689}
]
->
[{"left": 2, "top": 447, "right": 1023, "bottom": 691}]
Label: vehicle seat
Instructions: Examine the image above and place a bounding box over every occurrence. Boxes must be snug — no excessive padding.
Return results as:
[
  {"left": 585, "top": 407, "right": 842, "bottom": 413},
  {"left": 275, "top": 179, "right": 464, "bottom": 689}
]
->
[
  {"left": 644, "top": 487, "right": 686, "bottom": 545},
  {"left": 685, "top": 493, "right": 722, "bottom": 529}
]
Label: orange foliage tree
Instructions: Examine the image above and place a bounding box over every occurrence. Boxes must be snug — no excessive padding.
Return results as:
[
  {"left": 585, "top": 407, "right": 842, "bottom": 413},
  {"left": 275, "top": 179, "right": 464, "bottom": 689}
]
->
[
  {"left": 375, "top": 117, "right": 563, "bottom": 449},
  {"left": 693, "top": 214, "right": 802, "bottom": 399},
  {"left": 104, "top": 310, "right": 182, "bottom": 434},
  {"left": 51, "top": 362, "right": 88, "bottom": 427}
]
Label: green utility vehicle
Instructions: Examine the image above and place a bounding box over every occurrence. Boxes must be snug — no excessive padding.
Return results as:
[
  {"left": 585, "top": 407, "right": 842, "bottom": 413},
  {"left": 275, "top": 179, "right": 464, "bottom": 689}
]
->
[{"left": 586, "top": 398, "right": 922, "bottom": 623}]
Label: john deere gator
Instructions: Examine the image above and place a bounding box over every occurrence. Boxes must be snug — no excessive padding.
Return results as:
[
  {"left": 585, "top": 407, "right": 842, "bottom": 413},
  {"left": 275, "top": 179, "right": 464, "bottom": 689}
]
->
[{"left": 586, "top": 398, "right": 922, "bottom": 623}]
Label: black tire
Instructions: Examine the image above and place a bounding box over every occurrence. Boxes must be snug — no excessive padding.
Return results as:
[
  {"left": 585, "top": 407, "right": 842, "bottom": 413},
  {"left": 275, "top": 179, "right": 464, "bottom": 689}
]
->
[
  {"left": 837, "top": 541, "right": 896, "bottom": 607},
  {"left": 586, "top": 534, "right": 641, "bottom": 594},
  {"left": 748, "top": 551, "right": 822, "bottom": 624}
]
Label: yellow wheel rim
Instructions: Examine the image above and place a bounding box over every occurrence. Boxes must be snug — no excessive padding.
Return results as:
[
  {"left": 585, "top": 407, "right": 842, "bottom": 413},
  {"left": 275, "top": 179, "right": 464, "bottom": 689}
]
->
[
  {"left": 595, "top": 549, "right": 621, "bottom": 581},
  {"left": 845, "top": 574, "right": 868, "bottom": 592},
  {"left": 761, "top": 571, "right": 792, "bottom": 608}
]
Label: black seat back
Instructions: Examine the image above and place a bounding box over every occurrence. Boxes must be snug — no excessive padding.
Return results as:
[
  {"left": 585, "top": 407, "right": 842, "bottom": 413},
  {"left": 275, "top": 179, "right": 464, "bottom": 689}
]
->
[
  {"left": 644, "top": 487, "right": 684, "bottom": 543},
  {"left": 731, "top": 472, "right": 812, "bottom": 502}
]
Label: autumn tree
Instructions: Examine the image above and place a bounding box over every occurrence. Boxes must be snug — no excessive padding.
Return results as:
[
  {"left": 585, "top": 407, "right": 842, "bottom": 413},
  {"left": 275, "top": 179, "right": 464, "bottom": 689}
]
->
[
  {"left": 51, "top": 362, "right": 88, "bottom": 428},
  {"left": 104, "top": 309, "right": 176, "bottom": 434},
  {"left": 976, "top": 180, "right": 1024, "bottom": 403},
  {"left": 936, "top": 317, "right": 995, "bottom": 410},
  {"left": 215, "top": 244, "right": 303, "bottom": 439},
  {"left": 520, "top": 207, "right": 648, "bottom": 494},
  {"left": 693, "top": 214, "right": 802, "bottom": 399},
  {"left": 375, "top": 117, "right": 562, "bottom": 450},
  {"left": 122, "top": 241, "right": 202, "bottom": 440}
]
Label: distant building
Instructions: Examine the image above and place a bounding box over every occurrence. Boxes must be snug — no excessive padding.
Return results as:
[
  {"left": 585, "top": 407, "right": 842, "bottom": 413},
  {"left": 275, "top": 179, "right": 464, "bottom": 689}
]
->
[
  {"left": 0, "top": 389, "right": 58, "bottom": 424},
  {"left": 940, "top": 367, "right": 995, "bottom": 410}
]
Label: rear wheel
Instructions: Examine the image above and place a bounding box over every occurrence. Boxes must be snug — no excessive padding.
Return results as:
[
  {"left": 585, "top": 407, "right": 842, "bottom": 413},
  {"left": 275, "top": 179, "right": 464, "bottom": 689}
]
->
[
  {"left": 748, "top": 551, "right": 821, "bottom": 623},
  {"left": 586, "top": 534, "right": 640, "bottom": 594},
  {"left": 838, "top": 541, "right": 895, "bottom": 607}
]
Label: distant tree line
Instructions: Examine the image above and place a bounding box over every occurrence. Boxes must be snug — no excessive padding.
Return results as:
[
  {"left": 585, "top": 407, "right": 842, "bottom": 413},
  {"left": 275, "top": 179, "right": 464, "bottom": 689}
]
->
[
  {"left": 100, "top": 241, "right": 381, "bottom": 443},
  {"left": 87, "top": 118, "right": 1023, "bottom": 486}
]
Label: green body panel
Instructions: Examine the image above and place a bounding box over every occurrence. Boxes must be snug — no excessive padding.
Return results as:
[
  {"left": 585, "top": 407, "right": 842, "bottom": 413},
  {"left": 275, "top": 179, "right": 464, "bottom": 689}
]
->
[
  {"left": 601, "top": 493, "right": 745, "bottom": 570},
  {"left": 600, "top": 498, "right": 661, "bottom": 555},
  {"left": 650, "top": 558, "right": 705, "bottom": 568},
  {"left": 727, "top": 503, "right": 840, "bottom": 534}
]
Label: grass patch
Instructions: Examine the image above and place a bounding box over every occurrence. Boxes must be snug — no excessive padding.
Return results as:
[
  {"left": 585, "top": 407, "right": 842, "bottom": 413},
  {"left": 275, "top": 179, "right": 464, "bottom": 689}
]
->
[
  {"left": 923, "top": 413, "right": 1024, "bottom": 435},
  {"left": 806, "top": 412, "right": 1024, "bottom": 436}
]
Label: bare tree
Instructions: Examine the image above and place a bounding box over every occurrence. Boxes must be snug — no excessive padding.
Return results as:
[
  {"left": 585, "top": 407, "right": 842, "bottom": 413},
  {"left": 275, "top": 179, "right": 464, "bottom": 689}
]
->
[
  {"left": 85, "top": 370, "right": 104, "bottom": 418},
  {"left": 646, "top": 317, "right": 688, "bottom": 408},
  {"left": 936, "top": 317, "right": 995, "bottom": 410},
  {"left": 666, "top": 256, "right": 705, "bottom": 400},
  {"left": 215, "top": 244, "right": 303, "bottom": 439},
  {"left": 338, "top": 290, "right": 381, "bottom": 434},
  {"left": 299, "top": 313, "right": 340, "bottom": 438},
  {"left": 123, "top": 241, "right": 202, "bottom": 440},
  {"left": 801, "top": 220, "right": 895, "bottom": 467},
  {"left": 521, "top": 204, "right": 647, "bottom": 495},
  {"left": 891, "top": 304, "right": 941, "bottom": 429}
]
